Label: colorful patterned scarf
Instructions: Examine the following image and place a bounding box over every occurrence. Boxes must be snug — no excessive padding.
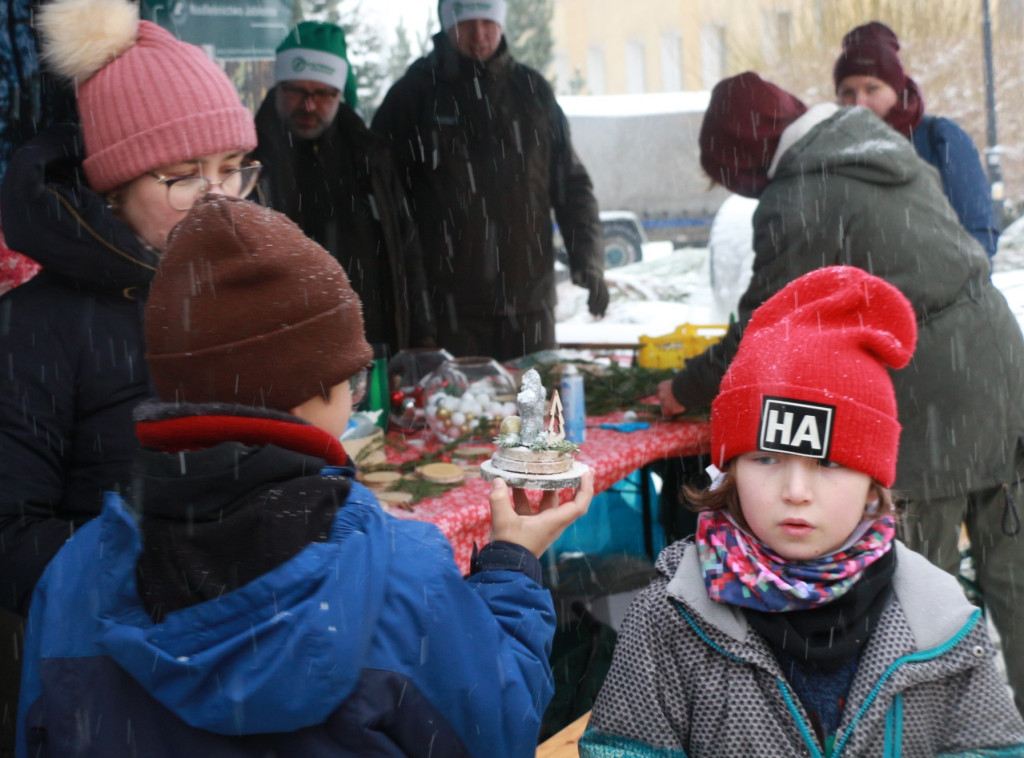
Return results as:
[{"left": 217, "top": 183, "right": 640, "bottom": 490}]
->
[{"left": 697, "top": 509, "right": 896, "bottom": 612}]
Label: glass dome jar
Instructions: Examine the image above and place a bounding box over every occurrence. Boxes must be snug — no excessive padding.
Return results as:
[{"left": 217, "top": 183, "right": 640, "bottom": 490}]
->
[
  {"left": 421, "top": 357, "right": 518, "bottom": 443},
  {"left": 386, "top": 347, "right": 454, "bottom": 430}
]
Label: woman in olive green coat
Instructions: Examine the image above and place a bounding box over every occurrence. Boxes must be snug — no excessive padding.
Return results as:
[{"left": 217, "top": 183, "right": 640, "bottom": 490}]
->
[{"left": 660, "top": 72, "right": 1024, "bottom": 715}]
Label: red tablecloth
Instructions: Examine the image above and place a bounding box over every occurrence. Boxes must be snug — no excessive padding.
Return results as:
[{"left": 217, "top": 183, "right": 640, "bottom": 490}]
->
[{"left": 377, "top": 412, "right": 710, "bottom": 574}]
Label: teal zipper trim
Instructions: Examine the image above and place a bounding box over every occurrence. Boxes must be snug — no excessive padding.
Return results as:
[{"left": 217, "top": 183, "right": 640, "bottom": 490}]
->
[
  {"left": 776, "top": 679, "right": 826, "bottom": 758},
  {"left": 579, "top": 728, "right": 688, "bottom": 758},
  {"left": 882, "top": 693, "right": 902, "bottom": 758},
  {"left": 673, "top": 602, "right": 823, "bottom": 758},
  {"left": 830, "top": 609, "right": 982, "bottom": 757}
]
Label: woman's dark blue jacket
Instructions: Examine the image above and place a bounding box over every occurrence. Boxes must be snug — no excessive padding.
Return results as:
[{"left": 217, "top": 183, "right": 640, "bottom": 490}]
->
[
  {"left": 913, "top": 114, "right": 999, "bottom": 259},
  {"left": 0, "top": 124, "right": 158, "bottom": 615}
]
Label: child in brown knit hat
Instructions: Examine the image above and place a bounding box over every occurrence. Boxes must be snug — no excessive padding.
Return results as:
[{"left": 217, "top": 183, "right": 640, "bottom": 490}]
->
[{"left": 16, "top": 194, "right": 593, "bottom": 757}]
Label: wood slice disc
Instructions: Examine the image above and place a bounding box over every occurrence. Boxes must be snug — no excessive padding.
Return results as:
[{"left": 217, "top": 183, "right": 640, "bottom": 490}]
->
[
  {"left": 453, "top": 445, "right": 494, "bottom": 460},
  {"left": 376, "top": 490, "right": 415, "bottom": 511},
  {"left": 491, "top": 448, "right": 573, "bottom": 474},
  {"left": 416, "top": 462, "right": 466, "bottom": 484},
  {"left": 480, "top": 459, "right": 588, "bottom": 491},
  {"left": 359, "top": 471, "right": 402, "bottom": 490},
  {"left": 496, "top": 447, "right": 570, "bottom": 463}
]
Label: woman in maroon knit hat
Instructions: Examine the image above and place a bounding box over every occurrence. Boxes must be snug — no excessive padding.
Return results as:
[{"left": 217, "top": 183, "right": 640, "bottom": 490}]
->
[{"left": 833, "top": 21, "right": 999, "bottom": 259}]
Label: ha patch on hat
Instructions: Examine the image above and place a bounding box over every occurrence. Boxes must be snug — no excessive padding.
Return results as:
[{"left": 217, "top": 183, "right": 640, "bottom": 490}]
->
[{"left": 759, "top": 397, "right": 834, "bottom": 460}]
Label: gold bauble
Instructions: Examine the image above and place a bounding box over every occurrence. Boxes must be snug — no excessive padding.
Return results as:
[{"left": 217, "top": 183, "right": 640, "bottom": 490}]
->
[
  {"left": 499, "top": 416, "right": 522, "bottom": 435},
  {"left": 436, "top": 407, "right": 451, "bottom": 420}
]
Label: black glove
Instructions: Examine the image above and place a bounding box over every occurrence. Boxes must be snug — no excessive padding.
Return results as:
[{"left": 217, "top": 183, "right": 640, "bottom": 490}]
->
[{"left": 587, "top": 277, "right": 609, "bottom": 318}]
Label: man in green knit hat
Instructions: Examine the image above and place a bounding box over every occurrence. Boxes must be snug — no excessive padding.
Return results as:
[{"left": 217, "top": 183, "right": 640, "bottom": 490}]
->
[
  {"left": 373, "top": 1, "right": 608, "bottom": 362},
  {"left": 253, "top": 21, "right": 435, "bottom": 357}
]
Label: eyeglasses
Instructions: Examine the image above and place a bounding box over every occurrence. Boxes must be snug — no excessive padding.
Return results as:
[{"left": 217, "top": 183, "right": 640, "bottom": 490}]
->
[
  {"left": 279, "top": 82, "right": 341, "bottom": 106},
  {"left": 151, "top": 163, "right": 262, "bottom": 211},
  {"left": 349, "top": 362, "right": 376, "bottom": 407}
]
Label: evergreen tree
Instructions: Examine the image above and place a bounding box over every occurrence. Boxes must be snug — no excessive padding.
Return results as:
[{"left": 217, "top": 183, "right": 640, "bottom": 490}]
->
[
  {"left": 387, "top": 21, "right": 414, "bottom": 84},
  {"left": 505, "top": 0, "right": 554, "bottom": 75}
]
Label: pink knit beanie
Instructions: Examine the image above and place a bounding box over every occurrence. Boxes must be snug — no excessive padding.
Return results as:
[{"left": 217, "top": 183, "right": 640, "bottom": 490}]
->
[
  {"left": 37, "top": 0, "right": 256, "bottom": 194},
  {"left": 711, "top": 267, "right": 917, "bottom": 487}
]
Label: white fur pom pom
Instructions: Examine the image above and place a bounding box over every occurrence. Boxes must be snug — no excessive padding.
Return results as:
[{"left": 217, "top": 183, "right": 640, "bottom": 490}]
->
[{"left": 38, "top": 0, "right": 140, "bottom": 83}]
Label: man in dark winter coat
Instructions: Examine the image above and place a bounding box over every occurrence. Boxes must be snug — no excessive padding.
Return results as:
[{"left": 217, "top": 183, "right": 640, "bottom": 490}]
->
[
  {"left": 372, "top": 0, "right": 608, "bottom": 362},
  {"left": 253, "top": 22, "right": 434, "bottom": 355}
]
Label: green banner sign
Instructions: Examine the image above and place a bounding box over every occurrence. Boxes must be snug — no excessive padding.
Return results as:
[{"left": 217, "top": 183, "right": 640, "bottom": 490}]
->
[{"left": 141, "top": 0, "right": 292, "bottom": 60}]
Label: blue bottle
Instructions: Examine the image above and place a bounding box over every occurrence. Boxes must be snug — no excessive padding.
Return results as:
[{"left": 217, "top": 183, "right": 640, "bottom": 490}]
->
[{"left": 560, "top": 365, "right": 586, "bottom": 444}]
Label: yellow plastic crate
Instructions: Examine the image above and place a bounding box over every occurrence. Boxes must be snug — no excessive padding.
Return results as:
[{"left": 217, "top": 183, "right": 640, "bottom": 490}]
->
[{"left": 637, "top": 323, "right": 729, "bottom": 369}]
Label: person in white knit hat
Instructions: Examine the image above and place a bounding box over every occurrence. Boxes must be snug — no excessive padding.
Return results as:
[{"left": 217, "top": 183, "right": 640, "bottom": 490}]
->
[{"left": 373, "top": 0, "right": 609, "bottom": 363}]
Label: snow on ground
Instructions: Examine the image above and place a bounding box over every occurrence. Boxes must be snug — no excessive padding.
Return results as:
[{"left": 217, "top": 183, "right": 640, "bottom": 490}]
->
[
  {"left": 558, "top": 91, "right": 711, "bottom": 118},
  {"left": 555, "top": 246, "right": 715, "bottom": 345},
  {"left": 556, "top": 244, "right": 1024, "bottom": 343}
]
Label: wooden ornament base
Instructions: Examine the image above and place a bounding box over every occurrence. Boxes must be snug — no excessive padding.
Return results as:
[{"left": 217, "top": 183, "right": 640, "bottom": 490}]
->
[
  {"left": 480, "top": 458, "right": 588, "bottom": 490},
  {"left": 490, "top": 447, "right": 574, "bottom": 475}
]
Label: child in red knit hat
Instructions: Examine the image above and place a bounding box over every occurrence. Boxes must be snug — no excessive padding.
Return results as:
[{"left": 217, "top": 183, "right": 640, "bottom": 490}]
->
[
  {"left": 583, "top": 266, "right": 1024, "bottom": 757},
  {"left": 666, "top": 70, "right": 1024, "bottom": 717}
]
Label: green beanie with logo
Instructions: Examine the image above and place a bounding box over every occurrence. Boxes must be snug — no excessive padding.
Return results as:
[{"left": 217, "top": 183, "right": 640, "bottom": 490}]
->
[{"left": 275, "top": 21, "right": 358, "bottom": 108}]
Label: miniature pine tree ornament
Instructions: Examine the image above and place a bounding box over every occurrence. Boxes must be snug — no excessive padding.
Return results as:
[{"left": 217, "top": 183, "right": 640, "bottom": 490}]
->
[
  {"left": 548, "top": 390, "right": 565, "bottom": 441},
  {"left": 481, "top": 369, "right": 588, "bottom": 490}
]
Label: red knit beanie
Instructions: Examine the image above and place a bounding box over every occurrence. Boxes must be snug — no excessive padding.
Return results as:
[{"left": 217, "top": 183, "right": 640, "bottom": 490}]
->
[
  {"left": 833, "top": 21, "right": 906, "bottom": 96},
  {"left": 711, "top": 266, "right": 917, "bottom": 487},
  {"left": 699, "top": 72, "right": 808, "bottom": 199},
  {"left": 37, "top": 0, "right": 256, "bottom": 194},
  {"left": 145, "top": 195, "right": 373, "bottom": 410}
]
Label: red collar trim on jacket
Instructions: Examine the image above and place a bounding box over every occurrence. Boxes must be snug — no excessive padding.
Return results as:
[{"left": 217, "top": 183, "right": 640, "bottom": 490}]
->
[{"left": 136, "top": 415, "right": 349, "bottom": 467}]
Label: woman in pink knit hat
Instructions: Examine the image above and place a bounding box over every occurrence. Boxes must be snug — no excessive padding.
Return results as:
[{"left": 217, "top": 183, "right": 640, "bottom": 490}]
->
[{"left": 0, "top": 0, "right": 258, "bottom": 618}]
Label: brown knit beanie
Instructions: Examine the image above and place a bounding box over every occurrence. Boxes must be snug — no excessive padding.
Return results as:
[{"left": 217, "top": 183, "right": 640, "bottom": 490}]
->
[{"left": 145, "top": 195, "right": 372, "bottom": 410}]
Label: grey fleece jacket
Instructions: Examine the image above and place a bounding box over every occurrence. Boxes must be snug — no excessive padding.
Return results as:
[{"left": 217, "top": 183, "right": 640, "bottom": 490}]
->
[{"left": 581, "top": 540, "right": 1024, "bottom": 757}]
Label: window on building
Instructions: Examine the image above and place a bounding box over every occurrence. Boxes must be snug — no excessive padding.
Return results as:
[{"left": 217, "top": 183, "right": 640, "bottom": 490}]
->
[
  {"left": 626, "top": 40, "right": 646, "bottom": 93},
  {"left": 553, "top": 51, "right": 572, "bottom": 95},
  {"left": 660, "top": 31, "right": 683, "bottom": 92},
  {"left": 998, "top": 0, "right": 1024, "bottom": 37},
  {"left": 777, "top": 10, "right": 793, "bottom": 53},
  {"left": 762, "top": 9, "right": 793, "bottom": 62},
  {"left": 586, "top": 46, "right": 607, "bottom": 95},
  {"left": 701, "top": 24, "right": 727, "bottom": 89}
]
